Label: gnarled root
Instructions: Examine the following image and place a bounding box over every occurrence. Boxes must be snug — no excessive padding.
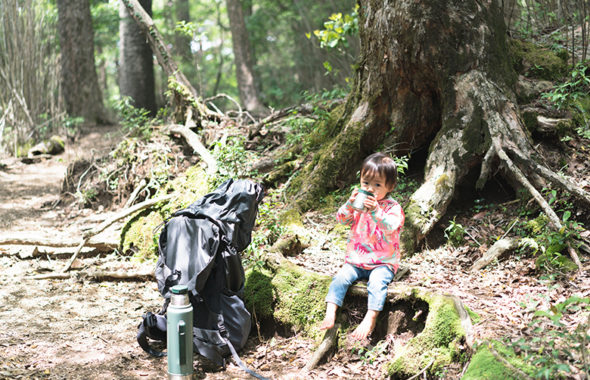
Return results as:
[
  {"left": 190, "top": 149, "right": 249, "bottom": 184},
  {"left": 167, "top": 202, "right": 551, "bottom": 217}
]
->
[{"left": 403, "top": 71, "right": 586, "bottom": 270}]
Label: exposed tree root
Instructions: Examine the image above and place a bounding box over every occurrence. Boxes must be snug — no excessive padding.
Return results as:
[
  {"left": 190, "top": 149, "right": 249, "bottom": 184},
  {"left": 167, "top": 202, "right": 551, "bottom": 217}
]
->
[
  {"left": 471, "top": 238, "right": 520, "bottom": 272},
  {"left": 168, "top": 123, "right": 218, "bottom": 175},
  {"left": 302, "top": 323, "right": 340, "bottom": 373},
  {"left": 402, "top": 71, "right": 585, "bottom": 270},
  {"left": 506, "top": 146, "right": 590, "bottom": 208},
  {"left": 489, "top": 346, "right": 534, "bottom": 380}
]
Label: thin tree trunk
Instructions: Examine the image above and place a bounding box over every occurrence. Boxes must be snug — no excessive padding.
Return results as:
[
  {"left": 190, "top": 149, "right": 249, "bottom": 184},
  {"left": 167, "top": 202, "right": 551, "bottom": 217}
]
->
[
  {"left": 225, "top": 0, "right": 266, "bottom": 116},
  {"left": 174, "top": 0, "right": 192, "bottom": 65}
]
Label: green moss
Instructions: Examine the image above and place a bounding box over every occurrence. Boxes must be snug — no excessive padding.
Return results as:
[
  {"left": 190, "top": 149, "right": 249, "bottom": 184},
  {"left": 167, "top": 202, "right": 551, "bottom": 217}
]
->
[
  {"left": 120, "top": 165, "right": 211, "bottom": 261},
  {"left": 293, "top": 119, "right": 365, "bottom": 211},
  {"left": 521, "top": 109, "right": 539, "bottom": 133},
  {"left": 464, "top": 305, "right": 480, "bottom": 324},
  {"left": 121, "top": 211, "right": 164, "bottom": 260},
  {"left": 386, "top": 291, "right": 467, "bottom": 378},
  {"left": 509, "top": 39, "right": 567, "bottom": 80},
  {"left": 306, "top": 103, "right": 346, "bottom": 149},
  {"left": 462, "top": 341, "right": 534, "bottom": 380},
  {"left": 278, "top": 208, "right": 304, "bottom": 229},
  {"left": 244, "top": 267, "right": 275, "bottom": 319},
  {"left": 271, "top": 261, "right": 331, "bottom": 340}
]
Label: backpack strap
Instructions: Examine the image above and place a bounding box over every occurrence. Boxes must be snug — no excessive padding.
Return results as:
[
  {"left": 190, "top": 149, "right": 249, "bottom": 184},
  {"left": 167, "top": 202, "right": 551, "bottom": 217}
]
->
[
  {"left": 137, "top": 312, "right": 167, "bottom": 358},
  {"left": 218, "top": 315, "right": 269, "bottom": 380}
]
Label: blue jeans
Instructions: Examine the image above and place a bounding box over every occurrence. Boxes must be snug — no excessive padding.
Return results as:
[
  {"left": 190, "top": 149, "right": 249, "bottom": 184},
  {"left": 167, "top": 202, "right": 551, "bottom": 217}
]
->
[{"left": 325, "top": 264, "right": 394, "bottom": 311}]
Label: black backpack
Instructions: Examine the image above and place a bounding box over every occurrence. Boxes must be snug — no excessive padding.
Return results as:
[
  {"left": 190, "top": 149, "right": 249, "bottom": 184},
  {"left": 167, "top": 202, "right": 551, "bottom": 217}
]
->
[{"left": 137, "top": 179, "right": 267, "bottom": 379}]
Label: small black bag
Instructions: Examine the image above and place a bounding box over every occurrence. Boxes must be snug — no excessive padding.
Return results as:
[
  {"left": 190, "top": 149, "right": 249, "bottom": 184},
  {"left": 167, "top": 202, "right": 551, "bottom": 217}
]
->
[{"left": 137, "top": 179, "right": 266, "bottom": 378}]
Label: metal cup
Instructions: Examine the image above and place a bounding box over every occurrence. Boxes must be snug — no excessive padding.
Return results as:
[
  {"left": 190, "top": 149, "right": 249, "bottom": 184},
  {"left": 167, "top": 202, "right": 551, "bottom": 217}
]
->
[{"left": 351, "top": 189, "right": 373, "bottom": 212}]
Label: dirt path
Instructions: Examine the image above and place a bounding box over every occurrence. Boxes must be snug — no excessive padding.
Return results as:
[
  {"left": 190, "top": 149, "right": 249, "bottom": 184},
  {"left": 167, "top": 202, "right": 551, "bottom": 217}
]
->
[{"left": 0, "top": 127, "right": 588, "bottom": 379}]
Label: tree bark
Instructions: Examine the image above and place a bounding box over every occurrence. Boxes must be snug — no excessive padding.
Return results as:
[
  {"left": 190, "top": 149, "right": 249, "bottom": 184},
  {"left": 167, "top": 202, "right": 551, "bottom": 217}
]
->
[
  {"left": 174, "top": 0, "right": 192, "bottom": 65},
  {"left": 119, "top": 0, "right": 157, "bottom": 115},
  {"left": 226, "top": 0, "right": 266, "bottom": 115},
  {"left": 57, "top": 0, "right": 105, "bottom": 123},
  {"left": 289, "top": 0, "right": 589, "bottom": 253}
]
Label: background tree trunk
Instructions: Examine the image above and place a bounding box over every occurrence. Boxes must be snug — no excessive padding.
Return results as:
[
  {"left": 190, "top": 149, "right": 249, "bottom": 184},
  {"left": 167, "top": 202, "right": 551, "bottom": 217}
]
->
[
  {"left": 226, "top": 0, "right": 266, "bottom": 115},
  {"left": 119, "top": 0, "right": 157, "bottom": 115},
  {"left": 290, "top": 0, "right": 559, "bottom": 252},
  {"left": 57, "top": 0, "right": 105, "bottom": 123},
  {"left": 174, "top": 0, "right": 192, "bottom": 65}
]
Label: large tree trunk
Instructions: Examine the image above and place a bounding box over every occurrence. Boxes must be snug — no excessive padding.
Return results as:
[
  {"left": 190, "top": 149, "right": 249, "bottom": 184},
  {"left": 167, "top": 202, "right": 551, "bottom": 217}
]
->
[
  {"left": 290, "top": 0, "right": 589, "bottom": 252},
  {"left": 226, "top": 0, "right": 266, "bottom": 116},
  {"left": 119, "top": 0, "right": 157, "bottom": 114},
  {"left": 57, "top": 0, "right": 105, "bottom": 123}
]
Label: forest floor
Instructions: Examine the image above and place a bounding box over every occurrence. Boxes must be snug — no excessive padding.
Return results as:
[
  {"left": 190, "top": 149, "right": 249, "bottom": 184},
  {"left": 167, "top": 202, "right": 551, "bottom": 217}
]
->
[{"left": 0, "top": 124, "right": 589, "bottom": 379}]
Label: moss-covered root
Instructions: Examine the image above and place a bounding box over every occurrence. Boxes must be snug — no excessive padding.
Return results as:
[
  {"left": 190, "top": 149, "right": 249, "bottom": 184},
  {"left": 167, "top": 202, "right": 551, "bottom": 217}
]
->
[
  {"left": 119, "top": 165, "right": 211, "bottom": 260},
  {"left": 462, "top": 340, "right": 534, "bottom": 380},
  {"left": 244, "top": 260, "right": 332, "bottom": 341},
  {"left": 386, "top": 289, "right": 471, "bottom": 378}
]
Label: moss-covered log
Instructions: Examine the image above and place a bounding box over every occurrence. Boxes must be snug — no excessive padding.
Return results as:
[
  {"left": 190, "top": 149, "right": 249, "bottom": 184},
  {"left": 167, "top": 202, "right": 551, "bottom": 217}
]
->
[{"left": 244, "top": 245, "right": 473, "bottom": 378}]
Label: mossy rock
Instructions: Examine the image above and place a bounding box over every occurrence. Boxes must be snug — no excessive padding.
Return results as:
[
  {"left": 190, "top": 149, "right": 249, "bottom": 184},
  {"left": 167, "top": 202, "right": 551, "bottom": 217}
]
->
[
  {"left": 509, "top": 39, "right": 567, "bottom": 81},
  {"left": 384, "top": 286, "right": 472, "bottom": 378},
  {"left": 27, "top": 135, "right": 66, "bottom": 157},
  {"left": 119, "top": 165, "right": 212, "bottom": 260},
  {"left": 515, "top": 76, "right": 553, "bottom": 104},
  {"left": 462, "top": 340, "right": 534, "bottom": 380}
]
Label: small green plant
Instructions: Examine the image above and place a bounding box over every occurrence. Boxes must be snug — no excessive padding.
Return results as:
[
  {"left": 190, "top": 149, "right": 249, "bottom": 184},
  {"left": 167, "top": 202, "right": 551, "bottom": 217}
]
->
[
  {"left": 542, "top": 62, "right": 590, "bottom": 109},
  {"left": 112, "top": 96, "right": 156, "bottom": 140},
  {"left": 307, "top": 6, "right": 358, "bottom": 75},
  {"left": 211, "top": 135, "right": 252, "bottom": 186},
  {"left": 510, "top": 296, "right": 590, "bottom": 379},
  {"left": 354, "top": 339, "right": 389, "bottom": 365},
  {"left": 243, "top": 191, "right": 285, "bottom": 269},
  {"left": 519, "top": 210, "right": 582, "bottom": 272},
  {"left": 444, "top": 218, "right": 465, "bottom": 246}
]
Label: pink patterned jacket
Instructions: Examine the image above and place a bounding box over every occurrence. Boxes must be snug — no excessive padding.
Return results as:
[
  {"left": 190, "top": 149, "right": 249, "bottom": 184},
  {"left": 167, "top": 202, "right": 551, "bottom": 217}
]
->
[{"left": 337, "top": 197, "right": 404, "bottom": 273}]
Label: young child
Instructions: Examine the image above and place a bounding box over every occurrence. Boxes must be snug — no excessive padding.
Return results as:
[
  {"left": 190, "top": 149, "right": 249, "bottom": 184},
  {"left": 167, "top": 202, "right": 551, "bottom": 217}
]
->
[{"left": 320, "top": 152, "right": 405, "bottom": 340}]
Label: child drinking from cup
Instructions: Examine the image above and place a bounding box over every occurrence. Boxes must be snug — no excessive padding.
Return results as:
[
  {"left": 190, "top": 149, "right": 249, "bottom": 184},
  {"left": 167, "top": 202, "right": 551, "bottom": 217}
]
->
[{"left": 320, "top": 152, "right": 405, "bottom": 340}]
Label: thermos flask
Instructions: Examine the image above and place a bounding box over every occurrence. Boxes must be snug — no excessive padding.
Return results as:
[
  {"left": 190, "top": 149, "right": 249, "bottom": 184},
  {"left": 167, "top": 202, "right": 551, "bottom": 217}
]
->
[
  {"left": 167, "top": 285, "right": 193, "bottom": 380},
  {"left": 351, "top": 189, "right": 373, "bottom": 212}
]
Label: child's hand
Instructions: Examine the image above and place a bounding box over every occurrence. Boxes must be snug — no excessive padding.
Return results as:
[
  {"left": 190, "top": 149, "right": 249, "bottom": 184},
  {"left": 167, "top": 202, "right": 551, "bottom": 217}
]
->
[
  {"left": 364, "top": 194, "right": 379, "bottom": 212},
  {"left": 348, "top": 188, "right": 359, "bottom": 204}
]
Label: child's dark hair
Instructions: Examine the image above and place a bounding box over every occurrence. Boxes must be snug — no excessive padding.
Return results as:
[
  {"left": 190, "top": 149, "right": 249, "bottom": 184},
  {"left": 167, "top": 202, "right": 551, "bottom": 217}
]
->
[{"left": 360, "top": 152, "right": 398, "bottom": 189}]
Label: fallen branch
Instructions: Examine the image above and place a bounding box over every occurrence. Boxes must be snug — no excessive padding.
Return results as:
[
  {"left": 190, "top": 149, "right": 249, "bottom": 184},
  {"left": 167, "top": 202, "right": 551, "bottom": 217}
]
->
[
  {"left": 246, "top": 101, "right": 339, "bottom": 139},
  {"left": 168, "top": 124, "right": 218, "bottom": 175},
  {"left": 471, "top": 237, "right": 520, "bottom": 271},
  {"left": 62, "top": 194, "right": 175, "bottom": 273},
  {"left": 0, "top": 236, "right": 117, "bottom": 250},
  {"left": 302, "top": 323, "right": 340, "bottom": 373},
  {"left": 30, "top": 270, "right": 153, "bottom": 281}
]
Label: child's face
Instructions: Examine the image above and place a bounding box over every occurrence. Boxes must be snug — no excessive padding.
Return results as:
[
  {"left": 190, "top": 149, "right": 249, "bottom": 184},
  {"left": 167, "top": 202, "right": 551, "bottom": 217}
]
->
[{"left": 360, "top": 172, "right": 394, "bottom": 201}]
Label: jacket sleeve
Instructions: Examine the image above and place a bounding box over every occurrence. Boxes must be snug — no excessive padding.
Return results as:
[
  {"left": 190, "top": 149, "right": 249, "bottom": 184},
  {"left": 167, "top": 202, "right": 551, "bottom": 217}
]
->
[
  {"left": 370, "top": 202, "right": 404, "bottom": 232},
  {"left": 336, "top": 201, "right": 355, "bottom": 226}
]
